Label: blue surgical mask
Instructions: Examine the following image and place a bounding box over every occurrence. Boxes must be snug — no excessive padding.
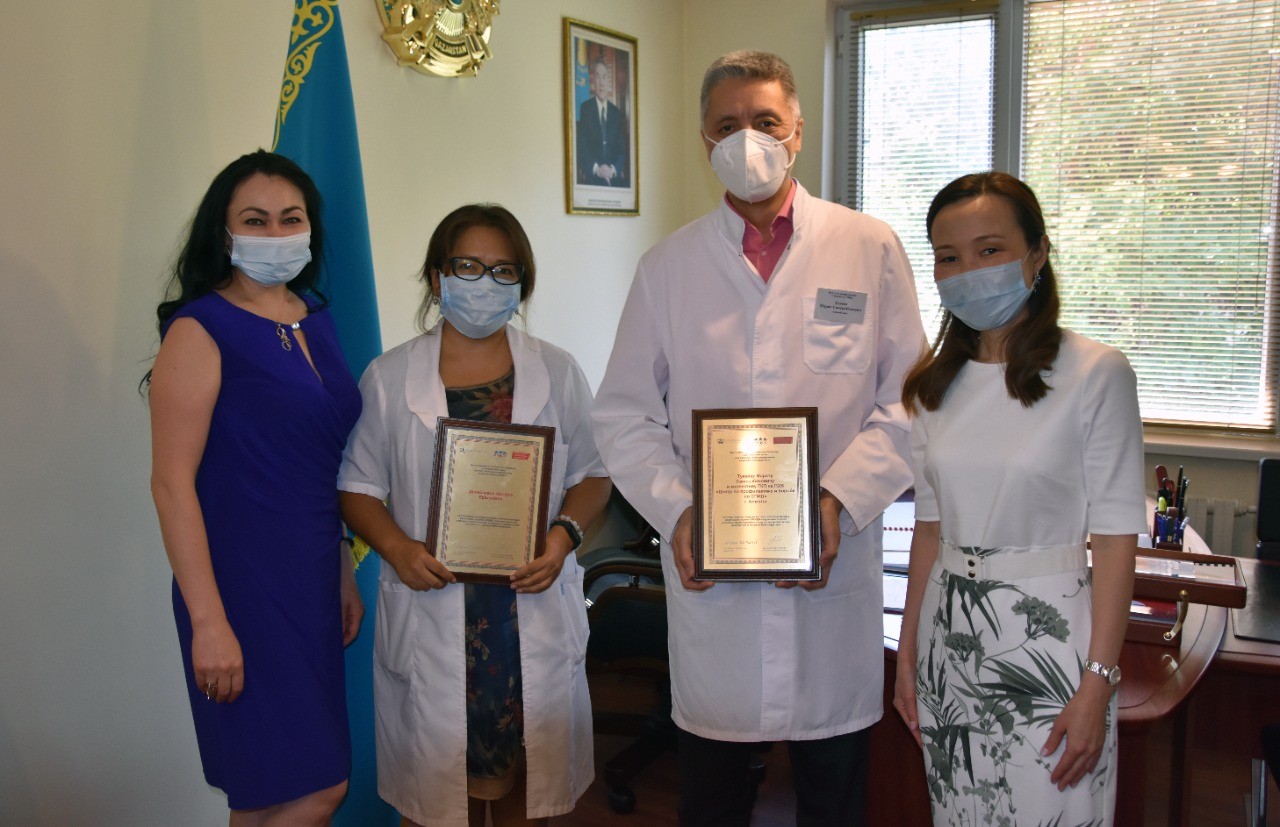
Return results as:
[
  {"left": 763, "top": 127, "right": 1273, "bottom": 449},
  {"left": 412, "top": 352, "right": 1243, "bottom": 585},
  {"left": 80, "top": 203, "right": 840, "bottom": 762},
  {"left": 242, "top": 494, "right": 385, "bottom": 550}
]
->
[
  {"left": 936, "top": 255, "right": 1037, "bottom": 331},
  {"left": 227, "top": 229, "right": 312, "bottom": 286},
  {"left": 439, "top": 275, "right": 520, "bottom": 339}
]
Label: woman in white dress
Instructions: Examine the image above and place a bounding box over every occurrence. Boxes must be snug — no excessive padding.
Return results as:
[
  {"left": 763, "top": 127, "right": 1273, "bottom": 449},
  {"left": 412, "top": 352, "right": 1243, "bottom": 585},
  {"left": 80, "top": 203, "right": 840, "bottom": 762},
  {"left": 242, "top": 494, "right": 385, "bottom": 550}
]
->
[{"left": 893, "top": 172, "right": 1146, "bottom": 826}]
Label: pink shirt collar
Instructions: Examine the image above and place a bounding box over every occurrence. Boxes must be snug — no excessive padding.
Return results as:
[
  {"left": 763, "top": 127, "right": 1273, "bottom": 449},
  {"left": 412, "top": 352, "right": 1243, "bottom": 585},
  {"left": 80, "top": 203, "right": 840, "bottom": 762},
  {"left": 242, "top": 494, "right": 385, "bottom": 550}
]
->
[{"left": 725, "top": 179, "right": 797, "bottom": 282}]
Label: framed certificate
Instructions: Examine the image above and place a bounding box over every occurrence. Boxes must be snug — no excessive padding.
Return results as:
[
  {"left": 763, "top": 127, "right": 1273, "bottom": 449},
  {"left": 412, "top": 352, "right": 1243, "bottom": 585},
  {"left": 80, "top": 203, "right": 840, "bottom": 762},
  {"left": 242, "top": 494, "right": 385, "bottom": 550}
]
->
[
  {"left": 692, "top": 408, "right": 820, "bottom": 581},
  {"left": 426, "top": 418, "right": 556, "bottom": 584}
]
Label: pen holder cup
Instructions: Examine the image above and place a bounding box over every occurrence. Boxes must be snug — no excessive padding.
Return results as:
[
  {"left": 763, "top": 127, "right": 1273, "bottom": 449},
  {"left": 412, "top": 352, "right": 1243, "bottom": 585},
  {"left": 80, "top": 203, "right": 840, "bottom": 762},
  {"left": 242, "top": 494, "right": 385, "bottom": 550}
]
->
[{"left": 1152, "top": 506, "right": 1185, "bottom": 551}]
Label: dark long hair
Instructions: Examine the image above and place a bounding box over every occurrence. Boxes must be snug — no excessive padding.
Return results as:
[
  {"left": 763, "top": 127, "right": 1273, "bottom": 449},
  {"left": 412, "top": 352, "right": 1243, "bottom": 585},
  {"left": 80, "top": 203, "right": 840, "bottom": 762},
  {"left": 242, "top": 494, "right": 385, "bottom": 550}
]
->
[
  {"left": 155, "top": 150, "right": 325, "bottom": 331},
  {"left": 902, "top": 171, "right": 1063, "bottom": 414},
  {"left": 415, "top": 203, "right": 537, "bottom": 332},
  {"left": 141, "top": 151, "right": 325, "bottom": 390}
]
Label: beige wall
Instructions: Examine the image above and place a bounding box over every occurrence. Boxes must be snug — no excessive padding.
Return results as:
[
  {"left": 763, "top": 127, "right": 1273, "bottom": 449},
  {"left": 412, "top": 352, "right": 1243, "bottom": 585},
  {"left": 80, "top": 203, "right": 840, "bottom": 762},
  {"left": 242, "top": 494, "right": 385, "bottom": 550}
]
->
[
  {"left": 0, "top": 1, "right": 1272, "bottom": 823},
  {"left": 0, "top": 2, "right": 687, "bottom": 823},
  {"left": 681, "top": 0, "right": 835, "bottom": 221}
]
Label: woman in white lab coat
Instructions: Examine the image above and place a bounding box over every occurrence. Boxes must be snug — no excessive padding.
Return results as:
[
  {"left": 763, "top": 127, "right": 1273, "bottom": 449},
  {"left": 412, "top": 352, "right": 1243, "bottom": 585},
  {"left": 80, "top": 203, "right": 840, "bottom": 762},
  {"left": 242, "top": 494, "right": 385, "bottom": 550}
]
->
[{"left": 338, "top": 204, "right": 610, "bottom": 827}]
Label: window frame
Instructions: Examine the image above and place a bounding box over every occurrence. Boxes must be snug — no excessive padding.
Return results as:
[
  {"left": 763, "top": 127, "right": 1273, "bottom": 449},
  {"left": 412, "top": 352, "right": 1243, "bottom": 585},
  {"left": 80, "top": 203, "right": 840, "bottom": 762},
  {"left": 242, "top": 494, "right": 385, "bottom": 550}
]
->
[{"left": 832, "top": 0, "right": 1280, "bottom": 438}]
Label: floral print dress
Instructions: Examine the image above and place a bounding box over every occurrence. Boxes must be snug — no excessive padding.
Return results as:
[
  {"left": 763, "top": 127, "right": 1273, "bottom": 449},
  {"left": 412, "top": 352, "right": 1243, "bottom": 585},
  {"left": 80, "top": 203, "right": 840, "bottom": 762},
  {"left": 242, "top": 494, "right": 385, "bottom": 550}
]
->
[
  {"left": 915, "top": 551, "right": 1108, "bottom": 826},
  {"left": 909, "top": 333, "right": 1148, "bottom": 826},
  {"left": 446, "top": 369, "right": 525, "bottom": 790}
]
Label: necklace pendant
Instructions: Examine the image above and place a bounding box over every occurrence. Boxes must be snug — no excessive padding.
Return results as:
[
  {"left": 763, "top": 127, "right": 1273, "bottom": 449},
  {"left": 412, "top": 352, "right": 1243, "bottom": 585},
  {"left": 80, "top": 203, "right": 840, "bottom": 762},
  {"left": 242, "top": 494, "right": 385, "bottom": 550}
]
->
[{"left": 276, "top": 324, "right": 293, "bottom": 351}]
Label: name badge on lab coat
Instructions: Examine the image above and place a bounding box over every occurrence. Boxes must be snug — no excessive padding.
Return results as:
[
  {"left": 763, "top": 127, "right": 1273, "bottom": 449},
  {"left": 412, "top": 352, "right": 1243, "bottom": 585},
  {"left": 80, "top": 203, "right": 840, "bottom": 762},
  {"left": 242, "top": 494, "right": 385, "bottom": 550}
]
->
[{"left": 814, "top": 288, "right": 867, "bottom": 324}]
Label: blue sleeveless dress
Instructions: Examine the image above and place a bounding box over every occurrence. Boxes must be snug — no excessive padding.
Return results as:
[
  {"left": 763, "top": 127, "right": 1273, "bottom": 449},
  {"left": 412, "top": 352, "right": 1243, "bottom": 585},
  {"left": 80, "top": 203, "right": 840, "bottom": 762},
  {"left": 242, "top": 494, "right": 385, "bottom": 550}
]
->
[{"left": 164, "top": 291, "right": 361, "bottom": 810}]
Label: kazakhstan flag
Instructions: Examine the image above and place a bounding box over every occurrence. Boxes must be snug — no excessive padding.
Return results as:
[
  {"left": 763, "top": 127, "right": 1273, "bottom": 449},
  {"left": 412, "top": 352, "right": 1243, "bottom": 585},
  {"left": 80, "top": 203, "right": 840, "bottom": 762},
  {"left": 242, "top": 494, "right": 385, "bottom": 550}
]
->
[{"left": 271, "top": 2, "right": 393, "bottom": 824}]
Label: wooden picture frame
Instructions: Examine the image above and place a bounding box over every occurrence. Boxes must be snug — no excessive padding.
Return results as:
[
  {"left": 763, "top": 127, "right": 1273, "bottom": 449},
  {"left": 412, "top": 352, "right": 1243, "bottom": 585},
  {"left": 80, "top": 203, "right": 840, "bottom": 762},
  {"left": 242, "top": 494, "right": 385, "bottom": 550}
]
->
[
  {"left": 691, "top": 407, "right": 821, "bottom": 581},
  {"left": 425, "top": 418, "right": 556, "bottom": 583},
  {"left": 563, "top": 18, "right": 639, "bottom": 215}
]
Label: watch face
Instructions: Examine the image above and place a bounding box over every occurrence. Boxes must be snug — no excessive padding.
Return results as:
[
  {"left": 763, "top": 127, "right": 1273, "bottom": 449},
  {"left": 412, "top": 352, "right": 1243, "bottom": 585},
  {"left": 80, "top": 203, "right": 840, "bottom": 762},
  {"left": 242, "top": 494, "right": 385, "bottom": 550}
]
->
[{"left": 1087, "top": 660, "right": 1121, "bottom": 686}]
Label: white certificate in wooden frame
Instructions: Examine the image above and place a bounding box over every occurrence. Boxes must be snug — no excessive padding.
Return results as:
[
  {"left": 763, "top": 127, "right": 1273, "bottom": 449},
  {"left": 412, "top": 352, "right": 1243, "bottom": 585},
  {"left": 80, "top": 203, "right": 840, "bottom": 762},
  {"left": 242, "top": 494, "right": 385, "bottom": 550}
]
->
[
  {"left": 692, "top": 408, "right": 820, "bottom": 581},
  {"left": 426, "top": 418, "right": 555, "bottom": 583}
]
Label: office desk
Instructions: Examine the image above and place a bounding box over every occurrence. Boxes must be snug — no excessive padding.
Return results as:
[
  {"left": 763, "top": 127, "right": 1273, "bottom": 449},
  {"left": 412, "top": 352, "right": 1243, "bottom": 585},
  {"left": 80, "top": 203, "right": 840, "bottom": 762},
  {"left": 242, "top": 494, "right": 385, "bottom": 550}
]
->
[
  {"left": 1181, "top": 558, "right": 1280, "bottom": 824},
  {"left": 868, "top": 513, "right": 1277, "bottom": 826}
]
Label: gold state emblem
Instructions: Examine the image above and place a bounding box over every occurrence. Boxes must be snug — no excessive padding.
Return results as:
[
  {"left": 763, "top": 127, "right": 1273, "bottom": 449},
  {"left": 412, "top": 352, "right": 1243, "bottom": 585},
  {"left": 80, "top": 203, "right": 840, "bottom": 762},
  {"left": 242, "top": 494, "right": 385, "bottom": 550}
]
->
[{"left": 377, "top": 0, "right": 500, "bottom": 77}]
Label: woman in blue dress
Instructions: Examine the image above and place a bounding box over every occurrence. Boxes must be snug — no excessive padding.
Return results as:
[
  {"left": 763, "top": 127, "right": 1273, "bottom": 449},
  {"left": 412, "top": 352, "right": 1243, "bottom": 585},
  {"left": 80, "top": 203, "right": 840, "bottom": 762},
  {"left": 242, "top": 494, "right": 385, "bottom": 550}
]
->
[{"left": 147, "top": 150, "right": 363, "bottom": 824}]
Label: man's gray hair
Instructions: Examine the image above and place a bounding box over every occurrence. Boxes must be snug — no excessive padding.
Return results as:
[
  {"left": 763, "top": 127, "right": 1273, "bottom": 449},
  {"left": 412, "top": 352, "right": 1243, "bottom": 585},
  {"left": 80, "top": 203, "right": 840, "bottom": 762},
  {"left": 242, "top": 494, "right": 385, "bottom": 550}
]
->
[{"left": 700, "top": 50, "right": 800, "bottom": 120}]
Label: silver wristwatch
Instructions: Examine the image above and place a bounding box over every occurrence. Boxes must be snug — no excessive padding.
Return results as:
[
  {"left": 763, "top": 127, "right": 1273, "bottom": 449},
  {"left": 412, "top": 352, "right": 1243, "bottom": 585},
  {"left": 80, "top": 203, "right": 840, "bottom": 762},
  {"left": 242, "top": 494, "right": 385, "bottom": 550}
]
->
[{"left": 1084, "top": 659, "right": 1122, "bottom": 687}]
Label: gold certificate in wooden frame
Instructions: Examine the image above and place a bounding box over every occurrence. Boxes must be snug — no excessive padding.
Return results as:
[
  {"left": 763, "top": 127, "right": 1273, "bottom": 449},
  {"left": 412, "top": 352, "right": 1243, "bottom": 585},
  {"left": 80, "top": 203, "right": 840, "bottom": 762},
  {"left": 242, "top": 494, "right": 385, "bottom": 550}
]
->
[
  {"left": 692, "top": 408, "right": 821, "bottom": 582},
  {"left": 426, "top": 418, "right": 555, "bottom": 583},
  {"left": 563, "top": 18, "right": 639, "bottom": 215}
]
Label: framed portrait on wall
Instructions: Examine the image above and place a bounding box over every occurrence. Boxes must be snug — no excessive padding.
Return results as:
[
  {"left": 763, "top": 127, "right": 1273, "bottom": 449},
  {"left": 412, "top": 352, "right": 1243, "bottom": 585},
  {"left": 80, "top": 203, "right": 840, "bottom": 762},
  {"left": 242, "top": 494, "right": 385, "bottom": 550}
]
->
[{"left": 563, "top": 18, "right": 639, "bottom": 216}]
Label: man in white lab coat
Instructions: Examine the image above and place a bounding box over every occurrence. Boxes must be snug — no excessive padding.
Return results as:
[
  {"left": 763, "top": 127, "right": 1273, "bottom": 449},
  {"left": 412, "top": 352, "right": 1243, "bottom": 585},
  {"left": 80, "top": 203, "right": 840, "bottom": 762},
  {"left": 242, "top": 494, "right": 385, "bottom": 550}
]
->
[{"left": 592, "top": 51, "right": 925, "bottom": 825}]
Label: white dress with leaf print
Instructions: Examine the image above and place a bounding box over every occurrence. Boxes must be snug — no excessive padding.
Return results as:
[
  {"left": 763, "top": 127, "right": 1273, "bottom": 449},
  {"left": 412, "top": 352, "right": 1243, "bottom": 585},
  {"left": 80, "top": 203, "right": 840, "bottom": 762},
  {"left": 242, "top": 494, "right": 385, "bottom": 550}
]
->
[{"left": 911, "top": 331, "right": 1146, "bottom": 827}]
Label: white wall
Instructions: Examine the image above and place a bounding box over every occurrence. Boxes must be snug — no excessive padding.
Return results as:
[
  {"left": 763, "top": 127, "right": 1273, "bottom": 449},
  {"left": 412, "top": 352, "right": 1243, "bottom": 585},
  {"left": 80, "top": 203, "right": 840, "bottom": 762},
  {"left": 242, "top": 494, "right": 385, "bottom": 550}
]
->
[
  {"left": 680, "top": 0, "right": 834, "bottom": 220},
  {"left": 352, "top": 3, "right": 690, "bottom": 373},
  {"left": 0, "top": 2, "right": 686, "bottom": 823},
  {"left": 4, "top": 2, "right": 1264, "bottom": 823}
]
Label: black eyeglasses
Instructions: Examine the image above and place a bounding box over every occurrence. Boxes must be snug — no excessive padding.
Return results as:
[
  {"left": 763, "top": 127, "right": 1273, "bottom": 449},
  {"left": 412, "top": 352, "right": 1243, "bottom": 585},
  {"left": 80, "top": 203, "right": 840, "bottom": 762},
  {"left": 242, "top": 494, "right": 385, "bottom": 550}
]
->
[{"left": 445, "top": 257, "right": 524, "bottom": 285}]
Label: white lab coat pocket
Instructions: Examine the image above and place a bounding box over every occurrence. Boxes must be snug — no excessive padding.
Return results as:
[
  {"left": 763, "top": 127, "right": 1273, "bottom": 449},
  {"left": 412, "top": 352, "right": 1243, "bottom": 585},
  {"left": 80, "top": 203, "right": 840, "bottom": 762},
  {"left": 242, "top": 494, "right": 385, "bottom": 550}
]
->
[
  {"left": 374, "top": 579, "right": 418, "bottom": 680},
  {"left": 557, "top": 562, "right": 589, "bottom": 665},
  {"left": 801, "top": 296, "right": 871, "bottom": 374}
]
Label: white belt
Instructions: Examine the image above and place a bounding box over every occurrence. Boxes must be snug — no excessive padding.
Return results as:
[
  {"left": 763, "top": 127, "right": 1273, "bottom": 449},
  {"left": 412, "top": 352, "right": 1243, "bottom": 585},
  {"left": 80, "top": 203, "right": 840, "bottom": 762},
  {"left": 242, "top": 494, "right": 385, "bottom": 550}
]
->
[{"left": 938, "top": 539, "right": 1087, "bottom": 582}]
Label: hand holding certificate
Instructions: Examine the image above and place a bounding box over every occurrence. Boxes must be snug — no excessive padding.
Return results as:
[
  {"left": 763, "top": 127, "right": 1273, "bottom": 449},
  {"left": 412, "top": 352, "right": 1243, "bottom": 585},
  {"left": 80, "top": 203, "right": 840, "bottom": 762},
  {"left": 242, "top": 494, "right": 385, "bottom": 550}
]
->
[
  {"left": 425, "top": 418, "right": 555, "bottom": 583},
  {"left": 692, "top": 408, "right": 821, "bottom": 581}
]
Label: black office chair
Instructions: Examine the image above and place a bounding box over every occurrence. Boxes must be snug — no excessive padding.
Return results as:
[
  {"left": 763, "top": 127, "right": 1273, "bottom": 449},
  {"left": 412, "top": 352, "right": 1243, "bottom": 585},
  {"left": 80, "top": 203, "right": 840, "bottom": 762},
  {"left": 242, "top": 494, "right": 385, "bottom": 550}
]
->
[
  {"left": 580, "top": 523, "right": 672, "bottom": 814},
  {"left": 579, "top": 520, "right": 771, "bottom": 816},
  {"left": 1257, "top": 458, "right": 1280, "bottom": 561}
]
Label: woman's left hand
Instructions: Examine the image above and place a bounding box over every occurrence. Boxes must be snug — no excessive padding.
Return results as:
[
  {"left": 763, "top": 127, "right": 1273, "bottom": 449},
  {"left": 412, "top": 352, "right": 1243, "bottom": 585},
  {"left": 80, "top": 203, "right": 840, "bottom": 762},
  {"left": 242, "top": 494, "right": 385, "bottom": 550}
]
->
[
  {"left": 1042, "top": 678, "right": 1112, "bottom": 789},
  {"left": 510, "top": 526, "right": 573, "bottom": 594},
  {"left": 339, "top": 542, "right": 364, "bottom": 646}
]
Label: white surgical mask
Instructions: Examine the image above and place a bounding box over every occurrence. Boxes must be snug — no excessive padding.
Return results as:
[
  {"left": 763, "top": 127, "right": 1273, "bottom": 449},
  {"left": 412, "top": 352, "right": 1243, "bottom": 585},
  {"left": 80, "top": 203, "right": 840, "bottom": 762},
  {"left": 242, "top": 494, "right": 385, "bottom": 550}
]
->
[
  {"left": 703, "top": 128, "right": 797, "bottom": 203},
  {"left": 936, "top": 254, "right": 1037, "bottom": 331},
  {"left": 439, "top": 275, "right": 520, "bottom": 339},
  {"left": 227, "top": 230, "right": 312, "bottom": 286}
]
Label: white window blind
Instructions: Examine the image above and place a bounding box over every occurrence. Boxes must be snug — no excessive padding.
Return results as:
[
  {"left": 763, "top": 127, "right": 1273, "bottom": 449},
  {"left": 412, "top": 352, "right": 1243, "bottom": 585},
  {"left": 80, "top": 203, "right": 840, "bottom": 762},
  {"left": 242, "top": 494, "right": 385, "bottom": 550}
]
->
[
  {"left": 1023, "top": 0, "right": 1280, "bottom": 429},
  {"left": 844, "top": 6, "right": 998, "bottom": 325}
]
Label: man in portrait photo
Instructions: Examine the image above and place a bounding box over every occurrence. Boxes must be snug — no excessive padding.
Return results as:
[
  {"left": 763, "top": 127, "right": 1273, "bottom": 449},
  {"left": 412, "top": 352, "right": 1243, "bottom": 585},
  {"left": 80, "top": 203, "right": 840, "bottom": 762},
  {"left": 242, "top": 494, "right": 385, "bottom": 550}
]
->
[{"left": 576, "top": 54, "right": 629, "bottom": 187}]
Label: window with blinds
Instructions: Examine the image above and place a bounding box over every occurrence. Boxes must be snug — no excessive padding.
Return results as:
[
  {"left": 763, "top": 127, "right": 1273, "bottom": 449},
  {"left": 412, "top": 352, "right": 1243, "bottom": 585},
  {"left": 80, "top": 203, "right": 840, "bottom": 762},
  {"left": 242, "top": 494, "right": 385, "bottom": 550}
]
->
[
  {"left": 838, "top": 0, "right": 1280, "bottom": 431},
  {"left": 842, "top": 6, "right": 999, "bottom": 327},
  {"left": 1023, "top": 0, "right": 1280, "bottom": 430}
]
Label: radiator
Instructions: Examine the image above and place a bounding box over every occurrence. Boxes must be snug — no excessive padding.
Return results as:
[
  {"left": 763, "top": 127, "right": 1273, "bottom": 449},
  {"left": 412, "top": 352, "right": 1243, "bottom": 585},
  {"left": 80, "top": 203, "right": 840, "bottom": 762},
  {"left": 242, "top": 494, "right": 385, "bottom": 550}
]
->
[{"left": 1182, "top": 496, "right": 1257, "bottom": 556}]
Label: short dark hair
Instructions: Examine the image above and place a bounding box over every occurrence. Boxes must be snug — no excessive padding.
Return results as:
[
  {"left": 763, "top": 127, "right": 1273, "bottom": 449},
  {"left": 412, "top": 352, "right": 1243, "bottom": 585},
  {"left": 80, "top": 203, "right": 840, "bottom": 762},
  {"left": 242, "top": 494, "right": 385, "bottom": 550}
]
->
[
  {"left": 903, "top": 171, "right": 1063, "bottom": 413},
  {"left": 416, "top": 203, "right": 537, "bottom": 332},
  {"left": 700, "top": 50, "right": 800, "bottom": 120},
  {"left": 153, "top": 150, "right": 325, "bottom": 333}
]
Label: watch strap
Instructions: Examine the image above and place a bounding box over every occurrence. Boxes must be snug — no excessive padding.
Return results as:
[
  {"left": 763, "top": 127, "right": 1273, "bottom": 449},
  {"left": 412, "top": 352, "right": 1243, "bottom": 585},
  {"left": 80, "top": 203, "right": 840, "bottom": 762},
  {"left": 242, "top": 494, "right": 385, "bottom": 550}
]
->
[
  {"left": 551, "top": 514, "right": 584, "bottom": 550},
  {"left": 1084, "top": 659, "right": 1120, "bottom": 686}
]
